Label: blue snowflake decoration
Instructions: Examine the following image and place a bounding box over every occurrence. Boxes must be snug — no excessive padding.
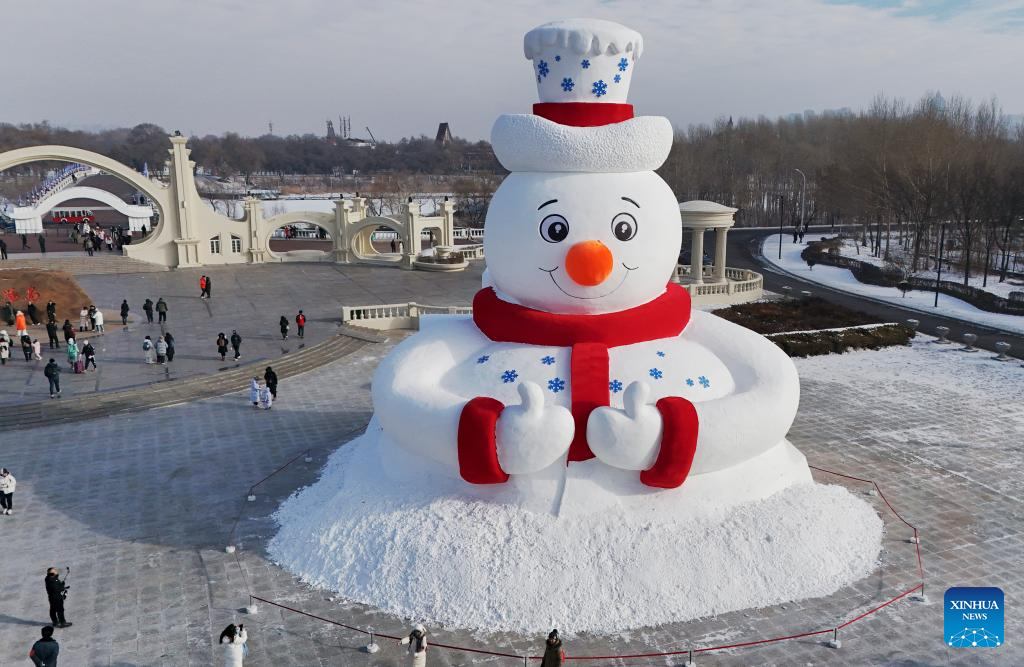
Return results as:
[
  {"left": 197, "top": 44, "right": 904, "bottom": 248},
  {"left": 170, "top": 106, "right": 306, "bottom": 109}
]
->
[
  {"left": 581, "top": 59, "right": 591, "bottom": 69},
  {"left": 537, "top": 75, "right": 542, "bottom": 83},
  {"left": 537, "top": 60, "right": 550, "bottom": 78},
  {"left": 561, "top": 77, "right": 575, "bottom": 92},
  {"left": 649, "top": 368, "right": 663, "bottom": 380},
  {"left": 501, "top": 369, "right": 518, "bottom": 384},
  {"left": 554, "top": 54, "right": 561, "bottom": 62},
  {"left": 541, "top": 355, "right": 556, "bottom": 365},
  {"left": 609, "top": 379, "right": 624, "bottom": 393},
  {"left": 592, "top": 80, "right": 608, "bottom": 97},
  {"left": 618, "top": 57, "right": 629, "bottom": 72},
  {"left": 656, "top": 351, "right": 666, "bottom": 357},
  {"left": 685, "top": 378, "right": 695, "bottom": 387},
  {"left": 547, "top": 377, "right": 566, "bottom": 393},
  {"left": 477, "top": 355, "right": 490, "bottom": 364},
  {"left": 698, "top": 375, "right": 711, "bottom": 389},
  {"left": 613, "top": 74, "right": 622, "bottom": 83}
]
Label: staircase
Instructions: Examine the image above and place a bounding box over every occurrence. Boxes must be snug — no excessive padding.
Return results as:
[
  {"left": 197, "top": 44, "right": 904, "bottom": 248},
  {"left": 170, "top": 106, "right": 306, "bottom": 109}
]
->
[{"left": 0, "top": 252, "right": 169, "bottom": 275}]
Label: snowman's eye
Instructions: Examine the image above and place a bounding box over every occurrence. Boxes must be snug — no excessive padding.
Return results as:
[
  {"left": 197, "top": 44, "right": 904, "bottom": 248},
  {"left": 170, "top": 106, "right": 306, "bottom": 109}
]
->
[
  {"left": 612, "top": 212, "right": 637, "bottom": 241},
  {"left": 539, "top": 214, "right": 570, "bottom": 243}
]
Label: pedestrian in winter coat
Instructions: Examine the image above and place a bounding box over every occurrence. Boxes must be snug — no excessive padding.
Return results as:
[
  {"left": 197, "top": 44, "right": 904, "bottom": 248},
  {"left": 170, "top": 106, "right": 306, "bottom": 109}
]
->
[
  {"left": 164, "top": 331, "right": 175, "bottom": 362},
  {"left": 0, "top": 331, "right": 9, "bottom": 364},
  {"left": 156, "top": 336, "right": 168, "bottom": 364},
  {"left": 203, "top": 275, "right": 212, "bottom": 298},
  {"left": 44, "top": 358, "right": 61, "bottom": 397},
  {"left": 15, "top": 310, "right": 28, "bottom": 336},
  {"left": 142, "top": 336, "right": 155, "bottom": 364},
  {"left": 199, "top": 275, "right": 207, "bottom": 299},
  {"left": 264, "top": 367, "right": 278, "bottom": 399},
  {"left": 62, "top": 320, "right": 74, "bottom": 343},
  {"left": 78, "top": 307, "right": 89, "bottom": 332},
  {"left": 65, "top": 339, "right": 78, "bottom": 367},
  {"left": 82, "top": 341, "right": 96, "bottom": 370},
  {"left": 38, "top": 234, "right": 47, "bottom": 254},
  {"left": 27, "top": 301, "right": 40, "bottom": 325},
  {"left": 258, "top": 383, "right": 273, "bottom": 410},
  {"left": 539, "top": 629, "right": 565, "bottom": 667},
  {"left": 399, "top": 624, "right": 428, "bottom": 667},
  {"left": 219, "top": 624, "right": 247, "bottom": 667},
  {"left": 120, "top": 300, "right": 130, "bottom": 325},
  {"left": 1, "top": 301, "right": 13, "bottom": 325},
  {"left": 0, "top": 238, "right": 6, "bottom": 260},
  {"left": 44, "top": 568, "right": 70, "bottom": 628},
  {"left": 29, "top": 625, "right": 59, "bottom": 667},
  {"left": 46, "top": 321, "right": 60, "bottom": 349},
  {"left": 143, "top": 299, "right": 154, "bottom": 324},
  {"left": 46, "top": 301, "right": 57, "bottom": 322},
  {"left": 93, "top": 309, "right": 105, "bottom": 333},
  {"left": 295, "top": 310, "right": 306, "bottom": 338},
  {"left": 21, "top": 335, "right": 33, "bottom": 361},
  {"left": 32, "top": 338, "right": 42, "bottom": 360},
  {"left": 0, "top": 468, "right": 15, "bottom": 515},
  {"left": 230, "top": 330, "right": 242, "bottom": 360},
  {"left": 88, "top": 305, "right": 97, "bottom": 331},
  {"left": 216, "top": 333, "right": 228, "bottom": 361},
  {"left": 279, "top": 316, "right": 289, "bottom": 339},
  {"left": 156, "top": 298, "right": 168, "bottom": 323},
  {"left": 250, "top": 377, "right": 260, "bottom": 408}
]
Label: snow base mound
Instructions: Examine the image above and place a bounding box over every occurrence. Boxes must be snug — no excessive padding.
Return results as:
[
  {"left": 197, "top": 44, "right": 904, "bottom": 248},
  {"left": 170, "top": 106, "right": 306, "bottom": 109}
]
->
[{"left": 269, "top": 427, "right": 883, "bottom": 635}]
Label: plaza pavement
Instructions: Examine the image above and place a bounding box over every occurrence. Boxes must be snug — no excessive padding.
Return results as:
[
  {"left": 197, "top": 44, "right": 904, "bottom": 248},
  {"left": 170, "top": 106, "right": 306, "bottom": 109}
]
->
[
  {"left": 0, "top": 262, "right": 484, "bottom": 406},
  {"left": 0, "top": 329, "right": 1021, "bottom": 665}
]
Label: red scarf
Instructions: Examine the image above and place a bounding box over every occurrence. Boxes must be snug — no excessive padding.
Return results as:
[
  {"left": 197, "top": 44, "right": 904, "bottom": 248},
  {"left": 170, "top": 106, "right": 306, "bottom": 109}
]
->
[{"left": 458, "top": 284, "right": 699, "bottom": 489}]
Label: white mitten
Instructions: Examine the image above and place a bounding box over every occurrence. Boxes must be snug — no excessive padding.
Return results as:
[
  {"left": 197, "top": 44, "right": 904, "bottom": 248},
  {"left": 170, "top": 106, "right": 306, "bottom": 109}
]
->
[
  {"left": 587, "top": 381, "right": 662, "bottom": 470},
  {"left": 496, "top": 382, "right": 574, "bottom": 475}
]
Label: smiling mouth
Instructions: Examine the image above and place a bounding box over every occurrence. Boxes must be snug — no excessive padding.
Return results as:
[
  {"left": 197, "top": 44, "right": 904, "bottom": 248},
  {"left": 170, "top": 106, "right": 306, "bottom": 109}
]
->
[{"left": 539, "top": 263, "right": 637, "bottom": 299}]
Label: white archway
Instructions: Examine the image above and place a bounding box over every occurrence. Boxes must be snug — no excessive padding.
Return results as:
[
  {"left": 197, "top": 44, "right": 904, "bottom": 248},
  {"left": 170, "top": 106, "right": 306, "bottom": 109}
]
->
[
  {"left": 348, "top": 216, "right": 408, "bottom": 263},
  {"left": 28, "top": 186, "right": 154, "bottom": 231},
  {"left": 261, "top": 211, "right": 339, "bottom": 263}
]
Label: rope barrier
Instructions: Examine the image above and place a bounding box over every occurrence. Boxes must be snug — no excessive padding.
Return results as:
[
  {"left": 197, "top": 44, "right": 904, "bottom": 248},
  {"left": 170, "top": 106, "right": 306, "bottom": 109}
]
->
[{"left": 224, "top": 456, "right": 926, "bottom": 663}]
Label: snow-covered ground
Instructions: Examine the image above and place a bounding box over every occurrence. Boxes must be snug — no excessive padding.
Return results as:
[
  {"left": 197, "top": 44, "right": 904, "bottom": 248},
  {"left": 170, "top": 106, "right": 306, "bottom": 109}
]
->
[{"left": 761, "top": 234, "right": 1024, "bottom": 334}]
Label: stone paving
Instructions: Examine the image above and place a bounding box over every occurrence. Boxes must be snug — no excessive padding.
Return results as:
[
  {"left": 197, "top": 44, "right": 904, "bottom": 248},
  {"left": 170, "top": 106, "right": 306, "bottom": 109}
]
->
[
  {"left": 0, "top": 332, "right": 1021, "bottom": 665},
  {"left": 0, "top": 261, "right": 483, "bottom": 405}
]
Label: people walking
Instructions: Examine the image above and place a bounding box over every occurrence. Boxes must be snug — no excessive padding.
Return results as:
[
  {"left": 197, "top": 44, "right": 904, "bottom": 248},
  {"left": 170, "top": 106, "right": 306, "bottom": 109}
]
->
[
  {"left": 250, "top": 377, "right": 260, "bottom": 408},
  {"left": 143, "top": 336, "right": 155, "bottom": 364},
  {"left": 155, "top": 336, "right": 168, "bottom": 364},
  {"left": 44, "top": 358, "right": 61, "bottom": 398},
  {"left": 204, "top": 275, "right": 212, "bottom": 299},
  {"left": 22, "top": 334, "right": 33, "bottom": 361},
  {"left": 0, "top": 468, "right": 15, "bottom": 515},
  {"left": 29, "top": 625, "right": 59, "bottom": 667},
  {"left": 15, "top": 310, "right": 28, "bottom": 337},
  {"left": 46, "top": 300, "right": 57, "bottom": 322},
  {"left": 295, "top": 310, "right": 306, "bottom": 338},
  {"left": 84, "top": 236, "right": 94, "bottom": 256},
  {"left": 279, "top": 316, "right": 289, "bottom": 340},
  {"left": 230, "top": 330, "right": 242, "bottom": 360},
  {"left": 82, "top": 341, "right": 97, "bottom": 371},
  {"left": 264, "top": 367, "right": 278, "bottom": 400},
  {"left": 539, "top": 629, "right": 565, "bottom": 667},
  {"left": 38, "top": 234, "right": 47, "bottom": 254},
  {"left": 46, "top": 320, "right": 60, "bottom": 349},
  {"left": 400, "top": 624, "right": 428, "bottom": 667},
  {"left": 216, "top": 333, "right": 228, "bottom": 362},
  {"left": 66, "top": 338, "right": 79, "bottom": 372},
  {"left": 219, "top": 623, "right": 247, "bottom": 667},
  {"left": 88, "top": 305, "right": 97, "bottom": 331},
  {"left": 0, "top": 237, "right": 7, "bottom": 260},
  {"left": 78, "top": 307, "right": 89, "bottom": 332},
  {"left": 32, "top": 338, "right": 42, "bottom": 360},
  {"left": 120, "top": 300, "right": 130, "bottom": 326},
  {"left": 156, "top": 298, "right": 168, "bottom": 323},
  {"left": 0, "top": 331, "right": 9, "bottom": 365},
  {"left": 27, "top": 301, "right": 40, "bottom": 325},
  {"left": 61, "top": 320, "right": 74, "bottom": 343},
  {"left": 164, "top": 331, "right": 175, "bottom": 362},
  {"left": 93, "top": 308, "right": 104, "bottom": 334},
  {"left": 199, "top": 275, "right": 207, "bottom": 299},
  {"left": 143, "top": 298, "right": 154, "bottom": 324},
  {"left": 259, "top": 382, "right": 273, "bottom": 410},
  {"left": 44, "top": 568, "right": 71, "bottom": 628},
  {"left": 22, "top": 233, "right": 30, "bottom": 250}
]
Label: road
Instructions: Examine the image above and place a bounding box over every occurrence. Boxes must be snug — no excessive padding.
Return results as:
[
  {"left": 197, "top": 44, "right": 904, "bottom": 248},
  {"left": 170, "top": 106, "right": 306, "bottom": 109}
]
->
[{"left": 727, "top": 226, "right": 1024, "bottom": 359}]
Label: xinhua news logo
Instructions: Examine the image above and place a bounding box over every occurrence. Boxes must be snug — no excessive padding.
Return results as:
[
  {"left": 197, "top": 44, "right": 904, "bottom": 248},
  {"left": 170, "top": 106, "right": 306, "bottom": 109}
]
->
[{"left": 944, "top": 587, "right": 1003, "bottom": 648}]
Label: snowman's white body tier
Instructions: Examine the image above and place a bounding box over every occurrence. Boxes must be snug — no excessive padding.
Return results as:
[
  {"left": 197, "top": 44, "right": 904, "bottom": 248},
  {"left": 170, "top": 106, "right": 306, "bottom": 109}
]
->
[{"left": 372, "top": 309, "right": 810, "bottom": 516}]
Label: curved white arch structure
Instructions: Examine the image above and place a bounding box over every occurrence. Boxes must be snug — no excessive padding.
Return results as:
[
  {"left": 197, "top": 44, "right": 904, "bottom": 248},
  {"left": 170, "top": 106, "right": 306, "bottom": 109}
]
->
[{"left": 16, "top": 186, "right": 155, "bottom": 232}]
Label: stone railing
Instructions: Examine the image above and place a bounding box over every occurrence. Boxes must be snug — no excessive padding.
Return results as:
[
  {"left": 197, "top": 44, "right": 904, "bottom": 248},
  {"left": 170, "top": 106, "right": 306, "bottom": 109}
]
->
[
  {"left": 458, "top": 244, "right": 485, "bottom": 260},
  {"left": 674, "top": 265, "right": 764, "bottom": 304},
  {"left": 342, "top": 302, "right": 473, "bottom": 330}
]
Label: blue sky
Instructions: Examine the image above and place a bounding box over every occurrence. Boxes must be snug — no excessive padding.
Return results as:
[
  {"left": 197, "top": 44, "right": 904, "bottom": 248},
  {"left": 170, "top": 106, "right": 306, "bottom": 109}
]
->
[{"left": 0, "top": 0, "right": 1022, "bottom": 140}]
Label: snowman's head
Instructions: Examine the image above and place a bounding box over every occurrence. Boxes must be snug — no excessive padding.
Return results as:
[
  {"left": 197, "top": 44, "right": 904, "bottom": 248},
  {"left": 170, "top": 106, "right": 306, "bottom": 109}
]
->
[{"left": 485, "top": 171, "right": 680, "bottom": 314}]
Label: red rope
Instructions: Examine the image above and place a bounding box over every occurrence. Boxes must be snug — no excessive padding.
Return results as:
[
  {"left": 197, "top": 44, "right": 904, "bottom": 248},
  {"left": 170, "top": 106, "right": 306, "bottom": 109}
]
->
[{"left": 248, "top": 449, "right": 311, "bottom": 495}]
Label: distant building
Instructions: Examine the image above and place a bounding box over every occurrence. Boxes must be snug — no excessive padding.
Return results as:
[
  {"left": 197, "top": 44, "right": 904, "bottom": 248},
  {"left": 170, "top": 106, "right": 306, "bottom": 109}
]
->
[
  {"left": 435, "top": 123, "right": 453, "bottom": 145},
  {"left": 326, "top": 119, "right": 338, "bottom": 144}
]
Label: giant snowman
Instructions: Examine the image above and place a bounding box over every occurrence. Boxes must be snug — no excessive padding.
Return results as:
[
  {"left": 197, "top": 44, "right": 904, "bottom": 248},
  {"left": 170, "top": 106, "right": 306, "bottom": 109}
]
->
[{"left": 271, "top": 19, "right": 882, "bottom": 634}]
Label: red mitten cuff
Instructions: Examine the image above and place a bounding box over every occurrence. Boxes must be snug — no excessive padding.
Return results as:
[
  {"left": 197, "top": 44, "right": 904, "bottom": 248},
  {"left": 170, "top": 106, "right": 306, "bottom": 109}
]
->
[
  {"left": 458, "top": 397, "right": 510, "bottom": 484},
  {"left": 640, "top": 396, "right": 699, "bottom": 489}
]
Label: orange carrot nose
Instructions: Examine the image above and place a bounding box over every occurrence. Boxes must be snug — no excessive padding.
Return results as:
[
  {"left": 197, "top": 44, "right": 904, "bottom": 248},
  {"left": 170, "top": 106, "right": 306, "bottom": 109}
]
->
[{"left": 565, "top": 240, "right": 614, "bottom": 286}]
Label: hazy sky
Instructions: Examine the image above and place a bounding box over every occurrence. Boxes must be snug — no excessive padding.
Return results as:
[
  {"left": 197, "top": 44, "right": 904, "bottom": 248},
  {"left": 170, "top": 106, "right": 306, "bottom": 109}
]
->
[{"left": 2, "top": 0, "right": 1022, "bottom": 141}]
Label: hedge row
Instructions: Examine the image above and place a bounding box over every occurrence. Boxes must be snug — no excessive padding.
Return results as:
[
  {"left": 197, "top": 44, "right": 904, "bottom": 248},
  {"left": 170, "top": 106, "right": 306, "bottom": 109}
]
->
[{"left": 769, "top": 324, "right": 915, "bottom": 358}]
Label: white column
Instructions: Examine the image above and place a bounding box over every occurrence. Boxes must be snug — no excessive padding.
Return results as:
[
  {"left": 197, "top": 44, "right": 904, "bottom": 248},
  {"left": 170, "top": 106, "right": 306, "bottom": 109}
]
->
[
  {"left": 714, "top": 227, "right": 728, "bottom": 282},
  {"left": 690, "top": 227, "right": 705, "bottom": 284}
]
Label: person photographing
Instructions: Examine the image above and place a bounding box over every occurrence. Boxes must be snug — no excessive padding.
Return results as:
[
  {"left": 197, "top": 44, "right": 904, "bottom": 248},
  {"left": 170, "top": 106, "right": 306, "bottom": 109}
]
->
[{"left": 44, "top": 568, "right": 71, "bottom": 628}]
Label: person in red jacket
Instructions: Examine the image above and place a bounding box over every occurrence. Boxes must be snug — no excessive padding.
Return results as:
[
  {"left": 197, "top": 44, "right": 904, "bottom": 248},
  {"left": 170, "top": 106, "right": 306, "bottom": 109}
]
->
[
  {"left": 199, "top": 275, "right": 207, "bottom": 299},
  {"left": 295, "top": 310, "right": 306, "bottom": 339}
]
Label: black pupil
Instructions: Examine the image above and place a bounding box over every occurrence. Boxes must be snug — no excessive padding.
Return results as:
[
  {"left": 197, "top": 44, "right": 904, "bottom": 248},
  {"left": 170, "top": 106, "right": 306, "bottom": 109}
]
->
[
  {"left": 615, "top": 220, "right": 633, "bottom": 240},
  {"left": 548, "top": 221, "right": 568, "bottom": 242}
]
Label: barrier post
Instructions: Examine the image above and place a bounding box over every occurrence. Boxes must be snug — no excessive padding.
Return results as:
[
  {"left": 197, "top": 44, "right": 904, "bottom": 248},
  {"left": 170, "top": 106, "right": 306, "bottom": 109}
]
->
[
  {"left": 827, "top": 628, "right": 841, "bottom": 649},
  {"left": 364, "top": 628, "right": 379, "bottom": 654},
  {"left": 684, "top": 647, "right": 696, "bottom": 666}
]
